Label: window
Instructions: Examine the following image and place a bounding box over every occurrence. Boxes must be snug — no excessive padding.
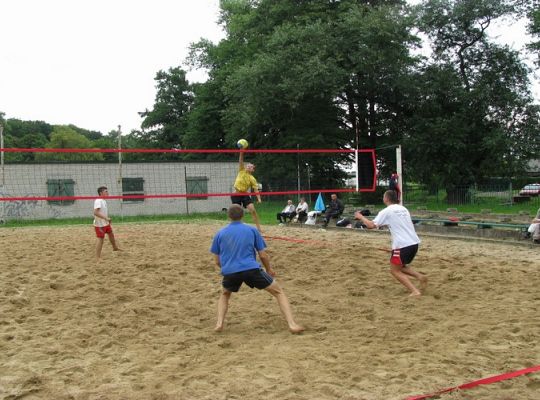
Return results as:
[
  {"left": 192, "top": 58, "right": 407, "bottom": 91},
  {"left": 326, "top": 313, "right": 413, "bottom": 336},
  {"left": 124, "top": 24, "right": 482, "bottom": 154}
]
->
[
  {"left": 122, "top": 177, "right": 144, "bottom": 202},
  {"left": 47, "top": 179, "right": 75, "bottom": 205},
  {"left": 186, "top": 176, "right": 209, "bottom": 200}
]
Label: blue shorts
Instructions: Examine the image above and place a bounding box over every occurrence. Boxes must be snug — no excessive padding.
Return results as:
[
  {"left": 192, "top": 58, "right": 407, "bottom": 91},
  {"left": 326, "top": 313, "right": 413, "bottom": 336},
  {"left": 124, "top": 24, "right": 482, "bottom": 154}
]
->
[{"left": 222, "top": 268, "right": 274, "bottom": 292}]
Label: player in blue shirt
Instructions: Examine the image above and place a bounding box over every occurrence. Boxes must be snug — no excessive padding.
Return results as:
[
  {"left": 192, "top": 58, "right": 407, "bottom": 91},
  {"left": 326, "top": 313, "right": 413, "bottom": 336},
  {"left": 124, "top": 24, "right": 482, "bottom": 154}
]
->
[{"left": 210, "top": 204, "right": 304, "bottom": 334}]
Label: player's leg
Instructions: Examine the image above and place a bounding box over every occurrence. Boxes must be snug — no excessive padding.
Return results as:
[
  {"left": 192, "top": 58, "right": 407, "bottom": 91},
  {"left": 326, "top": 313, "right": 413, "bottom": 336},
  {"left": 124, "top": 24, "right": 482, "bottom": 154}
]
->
[
  {"left": 95, "top": 237, "right": 105, "bottom": 261},
  {"left": 246, "top": 203, "right": 262, "bottom": 232},
  {"left": 106, "top": 228, "right": 121, "bottom": 251},
  {"left": 265, "top": 282, "right": 305, "bottom": 333},
  {"left": 95, "top": 226, "right": 106, "bottom": 260},
  {"left": 398, "top": 245, "right": 426, "bottom": 292},
  {"left": 215, "top": 289, "right": 232, "bottom": 332},
  {"left": 402, "top": 266, "right": 427, "bottom": 291},
  {"left": 390, "top": 263, "right": 422, "bottom": 296}
]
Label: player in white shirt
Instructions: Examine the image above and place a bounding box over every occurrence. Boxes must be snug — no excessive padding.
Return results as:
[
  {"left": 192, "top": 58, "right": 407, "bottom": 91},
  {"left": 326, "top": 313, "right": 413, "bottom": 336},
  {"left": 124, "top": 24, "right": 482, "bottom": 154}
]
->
[
  {"left": 93, "top": 186, "right": 121, "bottom": 260},
  {"left": 354, "top": 190, "right": 427, "bottom": 297}
]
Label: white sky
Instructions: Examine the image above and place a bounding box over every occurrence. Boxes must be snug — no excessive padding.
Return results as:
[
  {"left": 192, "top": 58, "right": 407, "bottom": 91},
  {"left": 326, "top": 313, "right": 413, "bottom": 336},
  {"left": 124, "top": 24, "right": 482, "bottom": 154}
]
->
[
  {"left": 0, "top": 0, "right": 537, "bottom": 135},
  {"left": 0, "top": 0, "right": 224, "bottom": 134}
]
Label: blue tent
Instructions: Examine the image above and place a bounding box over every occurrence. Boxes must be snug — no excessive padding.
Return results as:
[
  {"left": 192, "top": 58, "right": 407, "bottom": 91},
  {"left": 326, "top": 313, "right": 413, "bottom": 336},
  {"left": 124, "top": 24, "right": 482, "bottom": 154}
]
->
[{"left": 314, "top": 192, "right": 326, "bottom": 212}]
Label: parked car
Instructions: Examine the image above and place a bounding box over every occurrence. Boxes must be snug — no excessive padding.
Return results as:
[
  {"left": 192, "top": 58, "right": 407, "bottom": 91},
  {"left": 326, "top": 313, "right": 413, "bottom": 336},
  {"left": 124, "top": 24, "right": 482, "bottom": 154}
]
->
[{"left": 519, "top": 183, "right": 540, "bottom": 196}]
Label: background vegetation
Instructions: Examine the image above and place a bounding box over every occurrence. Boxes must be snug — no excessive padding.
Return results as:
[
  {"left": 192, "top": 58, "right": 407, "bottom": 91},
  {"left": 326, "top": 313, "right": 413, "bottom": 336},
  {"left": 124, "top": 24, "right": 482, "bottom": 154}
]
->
[{"left": 1, "top": 0, "right": 539, "bottom": 206}]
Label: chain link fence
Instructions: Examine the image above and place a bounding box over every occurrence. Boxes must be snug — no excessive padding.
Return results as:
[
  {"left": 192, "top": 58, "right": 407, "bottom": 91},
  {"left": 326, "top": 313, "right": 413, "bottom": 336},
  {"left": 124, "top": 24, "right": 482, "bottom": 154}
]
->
[{"left": 403, "top": 183, "right": 540, "bottom": 210}]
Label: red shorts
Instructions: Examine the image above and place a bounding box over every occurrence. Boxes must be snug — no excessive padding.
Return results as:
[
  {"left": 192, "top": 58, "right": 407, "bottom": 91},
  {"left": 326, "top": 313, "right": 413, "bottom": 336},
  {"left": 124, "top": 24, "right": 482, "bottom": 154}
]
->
[{"left": 95, "top": 225, "right": 112, "bottom": 238}]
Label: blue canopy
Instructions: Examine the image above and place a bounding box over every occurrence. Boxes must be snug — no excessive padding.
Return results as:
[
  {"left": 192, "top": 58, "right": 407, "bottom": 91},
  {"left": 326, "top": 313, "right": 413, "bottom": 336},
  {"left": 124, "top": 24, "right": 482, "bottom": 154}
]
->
[{"left": 314, "top": 192, "right": 326, "bottom": 212}]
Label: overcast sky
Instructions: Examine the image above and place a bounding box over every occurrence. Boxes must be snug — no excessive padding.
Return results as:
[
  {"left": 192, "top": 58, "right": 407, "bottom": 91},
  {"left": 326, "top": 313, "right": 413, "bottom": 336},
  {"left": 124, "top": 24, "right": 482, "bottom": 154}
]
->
[
  {"left": 0, "top": 0, "right": 224, "bottom": 134},
  {"left": 0, "top": 0, "right": 537, "bottom": 135}
]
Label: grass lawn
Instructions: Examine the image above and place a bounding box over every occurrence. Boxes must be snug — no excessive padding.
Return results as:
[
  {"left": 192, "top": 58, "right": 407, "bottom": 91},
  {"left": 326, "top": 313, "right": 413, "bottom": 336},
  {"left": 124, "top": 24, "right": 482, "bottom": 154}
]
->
[{"left": 1, "top": 196, "right": 538, "bottom": 229}]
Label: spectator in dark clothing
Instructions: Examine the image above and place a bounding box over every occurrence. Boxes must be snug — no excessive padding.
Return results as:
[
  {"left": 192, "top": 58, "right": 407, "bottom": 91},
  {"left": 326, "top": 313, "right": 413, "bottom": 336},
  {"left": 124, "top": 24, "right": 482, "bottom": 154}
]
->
[
  {"left": 323, "top": 193, "right": 344, "bottom": 227},
  {"left": 389, "top": 172, "right": 401, "bottom": 202}
]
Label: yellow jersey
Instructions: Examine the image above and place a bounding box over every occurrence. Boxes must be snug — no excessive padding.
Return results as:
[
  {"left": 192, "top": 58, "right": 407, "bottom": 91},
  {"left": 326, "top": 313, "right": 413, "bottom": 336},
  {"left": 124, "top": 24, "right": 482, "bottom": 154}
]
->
[{"left": 234, "top": 167, "right": 258, "bottom": 192}]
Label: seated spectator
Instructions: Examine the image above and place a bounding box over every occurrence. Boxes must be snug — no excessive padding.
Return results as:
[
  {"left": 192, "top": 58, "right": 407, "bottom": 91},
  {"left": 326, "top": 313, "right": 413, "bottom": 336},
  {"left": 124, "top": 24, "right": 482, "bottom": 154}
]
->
[
  {"left": 527, "top": 207, "right": 540, "bottom": 244},
  {"left": 277, "top": 199, "right": 296, "bottom": 224},
  {"left": 322, "top": 193, "right": 344, "bottom": 227},
  {"left": 295, "top": 197, "right": 309, "bottom": 223}
]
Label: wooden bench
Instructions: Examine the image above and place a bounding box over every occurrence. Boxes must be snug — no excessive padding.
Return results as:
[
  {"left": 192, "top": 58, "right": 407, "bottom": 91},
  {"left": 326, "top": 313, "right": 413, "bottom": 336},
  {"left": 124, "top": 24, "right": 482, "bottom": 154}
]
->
[{"left": 411, "top": 217, "right": 528, "bottom": 233}]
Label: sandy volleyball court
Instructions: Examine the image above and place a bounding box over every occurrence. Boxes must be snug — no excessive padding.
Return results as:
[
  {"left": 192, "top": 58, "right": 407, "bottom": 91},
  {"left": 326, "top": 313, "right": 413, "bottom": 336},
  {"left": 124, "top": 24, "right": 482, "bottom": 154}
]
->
[{"left": 0, "top": 221, "right": 539, "bottom": 399}]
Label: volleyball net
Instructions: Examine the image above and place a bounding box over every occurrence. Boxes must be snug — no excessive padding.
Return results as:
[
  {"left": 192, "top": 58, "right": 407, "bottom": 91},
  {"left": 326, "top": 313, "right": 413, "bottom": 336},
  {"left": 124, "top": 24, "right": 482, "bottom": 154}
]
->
[{"left": 0, "top": 147, "right": 376, "bottom": 221}]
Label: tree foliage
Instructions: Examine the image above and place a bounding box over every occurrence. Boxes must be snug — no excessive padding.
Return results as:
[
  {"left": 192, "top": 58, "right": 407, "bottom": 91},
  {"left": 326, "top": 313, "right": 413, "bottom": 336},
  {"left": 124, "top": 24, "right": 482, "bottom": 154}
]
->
[
  {"left": 138, "top": 67, "right": 194, "bottom": 149},
  {"left": 404, "top": 0, "right": 539, "bottom": 200},
  {"left": 35, "top": 126, "right": 104, "bottom": 162},
  {"left": 526, "top": 1, "right": 540, "bottom": 66},
  {"left": 2, "top": 0, "right": 539, "bottom": 198}
]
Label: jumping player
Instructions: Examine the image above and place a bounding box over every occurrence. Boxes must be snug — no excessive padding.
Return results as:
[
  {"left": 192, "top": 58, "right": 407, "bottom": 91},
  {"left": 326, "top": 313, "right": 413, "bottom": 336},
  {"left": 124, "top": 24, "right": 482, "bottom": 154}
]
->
[
  {"left": 231, "top": 149, "right": 262, "bottom": 232},
  {"left": 211, "top": 205, "right": 304, "bottom": 334},
  {"left": 93, "top": 186, "right": 121, "bottom": 260},
  {"left": 354, "top": 190, "right": 427, "bottom": 296}
]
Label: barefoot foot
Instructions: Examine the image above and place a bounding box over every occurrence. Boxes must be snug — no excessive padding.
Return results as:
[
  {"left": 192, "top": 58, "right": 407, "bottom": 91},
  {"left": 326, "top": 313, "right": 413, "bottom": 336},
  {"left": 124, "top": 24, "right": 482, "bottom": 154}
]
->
[{"left": 289, "top": 324, "right": 305, "bottom": 334}]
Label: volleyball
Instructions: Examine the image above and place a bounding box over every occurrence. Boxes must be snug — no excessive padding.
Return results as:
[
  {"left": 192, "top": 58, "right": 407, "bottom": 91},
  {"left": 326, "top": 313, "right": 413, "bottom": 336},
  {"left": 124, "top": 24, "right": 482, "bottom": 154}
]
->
[{"left": 237, "top": 139, "right": 249, "bottom": 149}]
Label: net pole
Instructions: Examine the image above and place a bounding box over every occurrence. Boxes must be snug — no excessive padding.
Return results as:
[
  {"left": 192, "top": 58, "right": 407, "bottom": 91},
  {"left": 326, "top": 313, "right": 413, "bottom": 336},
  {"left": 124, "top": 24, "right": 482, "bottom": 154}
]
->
[
  {"left": 0, "top": 123, "right": 4, "bottom": 187},
  {"left": 0, "top": 123, "right": 4, "bottom": 222},
  {"left": 118, "top": 125, "right": 123, "bottom": 218},
  {"left": 355, "top": 149, "right": 359, "bottom": 191},
  {"left": 396, "top": 144, "right": 403, "bottom": 205},
  {"left": 297, "top": 144, "right": 301, "bottom": 202},
  {"left": 307, "top": 164, "right": 311, "bottom": 203},
  {"left": 184, "top": 165, "right": 189, "bottom": 215}
]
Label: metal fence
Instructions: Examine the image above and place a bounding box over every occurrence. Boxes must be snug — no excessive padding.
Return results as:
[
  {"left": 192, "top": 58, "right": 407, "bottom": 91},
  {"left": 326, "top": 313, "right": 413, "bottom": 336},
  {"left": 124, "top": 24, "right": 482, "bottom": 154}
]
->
[{"left": 402, "top": 184, "right": 540, "bottom": 209}]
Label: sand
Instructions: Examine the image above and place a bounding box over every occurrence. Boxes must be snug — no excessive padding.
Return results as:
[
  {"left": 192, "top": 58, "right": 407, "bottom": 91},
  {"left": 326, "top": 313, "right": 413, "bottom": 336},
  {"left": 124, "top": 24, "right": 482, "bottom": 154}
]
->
[{"left": 0, "top": 221, "right": 539, "bottom": 400}]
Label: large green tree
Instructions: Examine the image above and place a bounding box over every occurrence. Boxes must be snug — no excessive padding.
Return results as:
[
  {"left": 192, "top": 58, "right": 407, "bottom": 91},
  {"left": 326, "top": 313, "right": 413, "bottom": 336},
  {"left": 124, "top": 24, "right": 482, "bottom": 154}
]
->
[
  {"left": 187, "top": 0, "right": 419, "bottom": 188},
  {"left": 405, "top": 0, "right": 539, "bottom": 201},
  {"left": 139, "top": 67, "right": 194, "bottom": 150}
]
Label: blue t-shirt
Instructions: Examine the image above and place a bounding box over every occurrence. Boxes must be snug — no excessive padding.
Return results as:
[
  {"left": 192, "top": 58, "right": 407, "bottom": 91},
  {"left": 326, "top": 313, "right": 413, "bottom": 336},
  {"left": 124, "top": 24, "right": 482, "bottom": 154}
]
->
[{"left": 210, "top": 221, "right": 267, "bottom": 275}]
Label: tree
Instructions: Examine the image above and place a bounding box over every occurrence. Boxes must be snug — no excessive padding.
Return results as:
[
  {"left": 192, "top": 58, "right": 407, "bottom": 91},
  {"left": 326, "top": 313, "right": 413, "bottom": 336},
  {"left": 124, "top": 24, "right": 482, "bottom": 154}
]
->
[
  {"left": 139, "top": 67, "right": 194, "bottom": 150},
  {"left": 406, "top": 0, "right": 539, "bottom": 202},
  {"left": 35, "top": 126, "right": 104, "bottom": 162},
  {"left": 526, "top": 1, "right": 540, "bottom": 66},
  {"left": 187, "top": 0, "right": 419, "bottom": 188}
]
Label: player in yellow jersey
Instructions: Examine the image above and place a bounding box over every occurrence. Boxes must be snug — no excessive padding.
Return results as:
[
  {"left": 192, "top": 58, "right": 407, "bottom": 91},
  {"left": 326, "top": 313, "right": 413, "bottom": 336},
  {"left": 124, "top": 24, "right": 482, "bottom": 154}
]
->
[{"left": 231, "top": 150, "right": 262, "bottom": 232}]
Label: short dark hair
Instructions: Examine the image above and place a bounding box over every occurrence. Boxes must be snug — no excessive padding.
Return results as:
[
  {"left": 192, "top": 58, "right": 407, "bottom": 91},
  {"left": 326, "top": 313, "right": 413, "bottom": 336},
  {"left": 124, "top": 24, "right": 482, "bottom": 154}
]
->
[
  {"left": 384, "top": 190, "right": 398, "bottom": 204},
  {"left": 228, "top": 204, "right": 244, "bottom": 221},
  {"left": 97, "top": 186, "right": 108, "bottom": 195}
]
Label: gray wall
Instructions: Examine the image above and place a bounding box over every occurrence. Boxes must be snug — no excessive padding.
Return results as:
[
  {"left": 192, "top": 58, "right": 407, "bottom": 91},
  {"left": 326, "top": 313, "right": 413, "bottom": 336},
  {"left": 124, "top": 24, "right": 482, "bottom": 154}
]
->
[{"left": 0, "top": 161, "right": 237, "bottom": 221}]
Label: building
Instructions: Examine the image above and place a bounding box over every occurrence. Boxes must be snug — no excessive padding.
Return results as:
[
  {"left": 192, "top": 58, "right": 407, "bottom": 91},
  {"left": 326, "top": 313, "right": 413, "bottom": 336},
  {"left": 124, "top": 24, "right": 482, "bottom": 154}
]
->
[{"left": 0, "top": 161, "right": 237, "bottom": 221}]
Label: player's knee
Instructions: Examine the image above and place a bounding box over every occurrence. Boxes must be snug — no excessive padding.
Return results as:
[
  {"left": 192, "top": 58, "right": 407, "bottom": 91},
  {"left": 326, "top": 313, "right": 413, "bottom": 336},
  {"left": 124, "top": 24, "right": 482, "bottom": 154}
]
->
[{"left": 266, "top": 282, "right": 283, "bottom": 296}]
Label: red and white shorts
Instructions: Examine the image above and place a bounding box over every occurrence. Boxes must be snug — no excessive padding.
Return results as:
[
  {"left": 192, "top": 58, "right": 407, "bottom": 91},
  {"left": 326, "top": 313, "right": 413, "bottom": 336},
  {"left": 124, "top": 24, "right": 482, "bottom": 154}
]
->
[{"left": 390, "top": 244, "right": 418, "bottom": 266}]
